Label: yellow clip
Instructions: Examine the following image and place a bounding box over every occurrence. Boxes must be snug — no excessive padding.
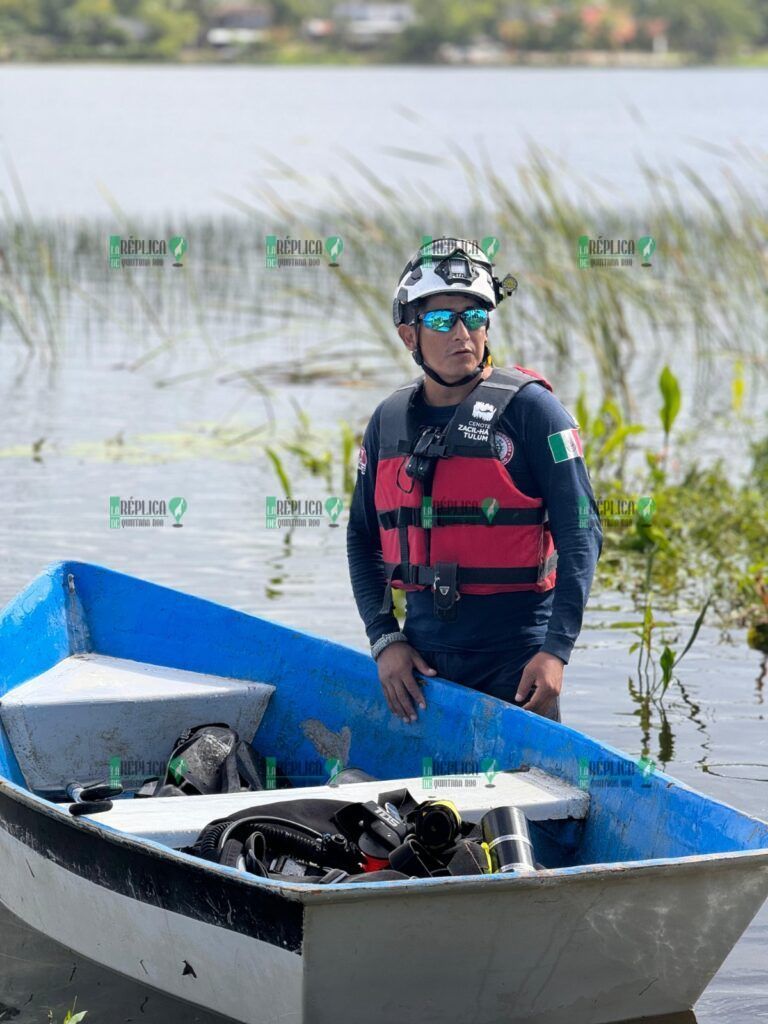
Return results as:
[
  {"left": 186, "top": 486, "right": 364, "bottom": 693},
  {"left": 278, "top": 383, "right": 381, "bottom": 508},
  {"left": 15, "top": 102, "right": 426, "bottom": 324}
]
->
[{"left": 481, "top": 841, "right": 493, "bottom": 873}]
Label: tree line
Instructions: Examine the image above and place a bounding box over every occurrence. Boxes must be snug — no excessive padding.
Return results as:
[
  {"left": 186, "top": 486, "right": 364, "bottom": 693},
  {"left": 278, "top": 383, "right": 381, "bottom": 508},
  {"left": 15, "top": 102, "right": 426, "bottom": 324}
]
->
[{"left": 0, "top": 0, "right": 765, "bottom": 61}]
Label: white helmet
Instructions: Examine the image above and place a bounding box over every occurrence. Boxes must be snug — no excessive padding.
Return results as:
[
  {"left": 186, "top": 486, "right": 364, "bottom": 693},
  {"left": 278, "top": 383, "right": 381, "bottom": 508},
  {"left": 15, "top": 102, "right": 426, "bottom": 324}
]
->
[{"left": 392, "top": 237, "right": 517, "bottom": 326}]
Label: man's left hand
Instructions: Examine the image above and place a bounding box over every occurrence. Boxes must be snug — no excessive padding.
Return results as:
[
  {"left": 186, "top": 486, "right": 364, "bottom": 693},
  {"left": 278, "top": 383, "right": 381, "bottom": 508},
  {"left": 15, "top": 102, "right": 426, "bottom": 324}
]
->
[{"left": 515, "top": 652, "right": 565, "bottom": 715}]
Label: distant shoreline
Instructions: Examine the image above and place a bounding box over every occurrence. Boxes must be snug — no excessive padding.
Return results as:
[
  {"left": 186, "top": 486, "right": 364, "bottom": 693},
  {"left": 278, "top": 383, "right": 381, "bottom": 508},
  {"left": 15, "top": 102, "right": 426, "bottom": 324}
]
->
[{"left": 0, "top": 51, "right": 766, "bottom": 68}]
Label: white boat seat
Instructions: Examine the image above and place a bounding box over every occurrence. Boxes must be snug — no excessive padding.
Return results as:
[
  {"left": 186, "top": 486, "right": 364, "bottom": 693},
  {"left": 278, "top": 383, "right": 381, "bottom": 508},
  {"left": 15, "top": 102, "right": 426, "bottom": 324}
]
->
[
  {"left": 0, "top": 654, "right": 275, "bottom": 794},
  {"left": 82, "top": 767, "right": 589, "bottom": 848}
]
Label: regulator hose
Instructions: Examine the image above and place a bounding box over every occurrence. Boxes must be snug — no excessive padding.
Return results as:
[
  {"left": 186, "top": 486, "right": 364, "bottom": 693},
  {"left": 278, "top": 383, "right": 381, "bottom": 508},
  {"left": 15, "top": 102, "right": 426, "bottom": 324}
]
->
[{"left": 200, "top": 814, "right": 363, "bottom": 873}]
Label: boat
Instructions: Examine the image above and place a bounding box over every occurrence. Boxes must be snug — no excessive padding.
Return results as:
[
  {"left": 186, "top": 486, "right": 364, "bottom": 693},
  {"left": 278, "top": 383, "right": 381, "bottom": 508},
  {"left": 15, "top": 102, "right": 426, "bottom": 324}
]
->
[{"left": 0, "top": 561, "right": 766, "bottom": 1024}]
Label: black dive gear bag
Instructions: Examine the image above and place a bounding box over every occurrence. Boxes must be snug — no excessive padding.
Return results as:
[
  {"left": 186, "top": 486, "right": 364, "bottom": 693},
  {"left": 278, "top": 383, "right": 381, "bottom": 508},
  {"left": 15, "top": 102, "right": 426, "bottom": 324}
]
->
[{"left": 136, "top": 723, "right": 267, "bottom": 798}]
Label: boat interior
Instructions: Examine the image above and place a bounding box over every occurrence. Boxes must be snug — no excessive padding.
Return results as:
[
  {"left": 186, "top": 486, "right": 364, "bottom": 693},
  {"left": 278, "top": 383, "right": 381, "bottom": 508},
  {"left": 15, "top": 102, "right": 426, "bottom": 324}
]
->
[{"left": 0, "top": 652, "right": 588, "bottom": 870}]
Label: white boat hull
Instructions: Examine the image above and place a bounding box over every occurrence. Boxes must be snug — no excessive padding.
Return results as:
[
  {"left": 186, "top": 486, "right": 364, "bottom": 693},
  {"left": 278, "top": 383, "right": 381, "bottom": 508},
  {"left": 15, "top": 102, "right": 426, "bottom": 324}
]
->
[
  {"left": 302, "top": 855, "right": 768, "bottom": 1024},
  {"left": 2, "top": 805, "right": 767, "bottom": 1024},
  {"left": 0, "top": 824, "right": 302, "bottom": 1024}
]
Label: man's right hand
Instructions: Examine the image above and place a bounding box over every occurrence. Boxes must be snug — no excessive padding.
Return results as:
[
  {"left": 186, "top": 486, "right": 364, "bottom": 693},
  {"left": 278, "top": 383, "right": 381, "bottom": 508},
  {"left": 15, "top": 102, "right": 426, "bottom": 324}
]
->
[{"left": 376, "top": 643, "right": 436, "bottom": 723}]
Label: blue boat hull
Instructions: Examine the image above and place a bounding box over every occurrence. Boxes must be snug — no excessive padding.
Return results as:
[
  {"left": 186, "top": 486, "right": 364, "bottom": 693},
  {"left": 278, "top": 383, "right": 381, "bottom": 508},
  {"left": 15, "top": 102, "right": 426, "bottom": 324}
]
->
[{"left": 0, "top": 562, "right": 766, "bottom": 1024}]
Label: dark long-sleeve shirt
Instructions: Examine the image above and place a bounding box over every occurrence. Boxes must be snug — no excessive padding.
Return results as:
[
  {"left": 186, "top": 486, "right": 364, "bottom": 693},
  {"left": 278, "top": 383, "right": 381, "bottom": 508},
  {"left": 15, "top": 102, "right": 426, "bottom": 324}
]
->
[{"left": 346, "top": 376, "right": 602, "bottom": 664}]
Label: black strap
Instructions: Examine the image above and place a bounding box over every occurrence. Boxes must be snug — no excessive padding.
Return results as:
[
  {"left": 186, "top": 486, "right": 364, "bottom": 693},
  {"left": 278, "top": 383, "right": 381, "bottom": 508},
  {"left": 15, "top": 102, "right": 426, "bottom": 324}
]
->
[
  {"left": 398, "top": 522, "right": 409, "bottom": 567},
  {"left": 395, "top": 437, "right": 447, "bottom": 458},
  {"left": 383, "top": 556, "right": 558, "bottom": 587},
  {"left": 377, "top": 506, "right": 546, "bottom": 529},
  {"left": 378, "top": 377, "right": 423, "bottom": 458}
]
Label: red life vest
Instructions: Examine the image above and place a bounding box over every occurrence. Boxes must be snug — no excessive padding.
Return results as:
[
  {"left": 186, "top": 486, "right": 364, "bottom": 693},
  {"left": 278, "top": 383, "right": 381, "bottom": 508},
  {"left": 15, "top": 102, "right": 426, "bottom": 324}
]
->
[{"left": 375, "top": 366, "right": 558, "bottom": 619}]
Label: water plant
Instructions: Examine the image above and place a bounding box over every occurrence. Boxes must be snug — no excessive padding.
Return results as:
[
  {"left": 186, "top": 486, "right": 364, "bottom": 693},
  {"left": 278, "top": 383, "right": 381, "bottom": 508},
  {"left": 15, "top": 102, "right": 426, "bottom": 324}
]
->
[
  {"left": 46, "top": 1000, "right": 87, "bottom": 1024},
  {"left": 2, "top": 148, "right": 766, "bottom": 428}
]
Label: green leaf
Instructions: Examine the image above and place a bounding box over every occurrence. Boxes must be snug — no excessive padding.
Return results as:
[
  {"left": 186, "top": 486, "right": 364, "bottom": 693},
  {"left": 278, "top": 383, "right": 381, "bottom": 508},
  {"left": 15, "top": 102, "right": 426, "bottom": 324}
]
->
[
  {"left": 601, "top": 424, "right": 645, "bottom": 457},
  {"left": 265, "top": 447, "right": 292, "bottom": 498},
  {"left": 673, "top": 595, "right": 712, "bottom": 667},
  {"left": 660, "top": 645, "right": 675, "bottom": 692},
  {"left": 575, "top": 392, "right": 589, "bottom": 433},
  {"left": 602, "top": 398, "right": 622, "bottom": 423},
  {"left": 659, "top": 366, "right": 681, "bottom": 437}
]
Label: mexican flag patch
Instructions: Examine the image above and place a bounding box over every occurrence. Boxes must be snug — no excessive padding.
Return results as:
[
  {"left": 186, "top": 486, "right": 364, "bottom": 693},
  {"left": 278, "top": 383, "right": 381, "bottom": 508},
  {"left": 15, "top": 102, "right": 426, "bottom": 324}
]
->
[{"left": 548, "top": 427, "right": 583, "bottom": 463}]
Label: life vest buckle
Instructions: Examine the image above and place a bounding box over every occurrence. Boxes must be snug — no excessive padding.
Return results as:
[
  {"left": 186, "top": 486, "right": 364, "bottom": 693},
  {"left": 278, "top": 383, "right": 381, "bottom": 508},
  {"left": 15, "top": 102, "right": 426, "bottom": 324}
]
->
[{"left": 432, "top": 562, "right": 460, "bottom": 621}]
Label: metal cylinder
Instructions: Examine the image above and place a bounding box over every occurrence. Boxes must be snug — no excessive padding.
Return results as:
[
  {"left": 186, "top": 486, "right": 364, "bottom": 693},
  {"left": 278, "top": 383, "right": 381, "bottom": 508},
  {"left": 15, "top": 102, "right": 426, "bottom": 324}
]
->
[{"left": 480, "top": 806, "right": 536, "bottom": 874}]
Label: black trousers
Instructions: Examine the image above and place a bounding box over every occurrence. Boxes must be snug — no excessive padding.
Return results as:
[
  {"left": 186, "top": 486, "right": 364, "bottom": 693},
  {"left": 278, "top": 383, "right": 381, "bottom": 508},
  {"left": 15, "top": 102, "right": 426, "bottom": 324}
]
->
[{"left": 416, "top": 643, "right": 562, "bottom": 723}]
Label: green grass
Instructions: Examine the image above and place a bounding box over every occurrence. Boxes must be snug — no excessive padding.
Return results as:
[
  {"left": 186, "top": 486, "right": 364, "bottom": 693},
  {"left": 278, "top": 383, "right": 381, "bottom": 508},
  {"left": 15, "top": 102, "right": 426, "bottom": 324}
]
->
[{"left": 1, "top": 146, "right": 765, "bottom": 420}]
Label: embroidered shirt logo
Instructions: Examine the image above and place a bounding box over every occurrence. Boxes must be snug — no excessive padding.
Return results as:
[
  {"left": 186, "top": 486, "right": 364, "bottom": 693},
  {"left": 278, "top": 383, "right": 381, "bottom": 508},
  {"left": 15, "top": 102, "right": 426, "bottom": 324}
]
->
[
  {"left": 493, "top": 432, "right": 514, "bottom": 465},
  {"left": 357, "top": 444, "right": 368, "bottom": 475},
  {"left": 472, "top": 401, "right": 495, "bottom": 422}
]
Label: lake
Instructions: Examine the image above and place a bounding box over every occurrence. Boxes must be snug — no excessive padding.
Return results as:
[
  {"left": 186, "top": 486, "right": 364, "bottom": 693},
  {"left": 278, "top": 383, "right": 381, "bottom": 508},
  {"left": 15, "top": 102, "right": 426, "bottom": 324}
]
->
[
  {"left": 0, "top": 66, "right": 765, "bottom": 217},
  {"left": 0, "top": 63, "right": 766, "bottom": 1023}
]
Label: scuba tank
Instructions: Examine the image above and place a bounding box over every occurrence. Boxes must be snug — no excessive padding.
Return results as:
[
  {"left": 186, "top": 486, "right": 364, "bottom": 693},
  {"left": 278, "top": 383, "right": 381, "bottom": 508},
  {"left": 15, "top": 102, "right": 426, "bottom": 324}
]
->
[{"left": 480, "top": 806, "right": 536, "bottom": 874}]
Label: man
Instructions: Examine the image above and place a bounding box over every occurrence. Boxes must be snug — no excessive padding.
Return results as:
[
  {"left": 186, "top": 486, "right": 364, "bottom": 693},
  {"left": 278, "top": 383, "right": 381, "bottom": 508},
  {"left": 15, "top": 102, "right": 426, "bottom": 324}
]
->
[{"left": 347, "top": 238, "right": 602, "bottom": 724}]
